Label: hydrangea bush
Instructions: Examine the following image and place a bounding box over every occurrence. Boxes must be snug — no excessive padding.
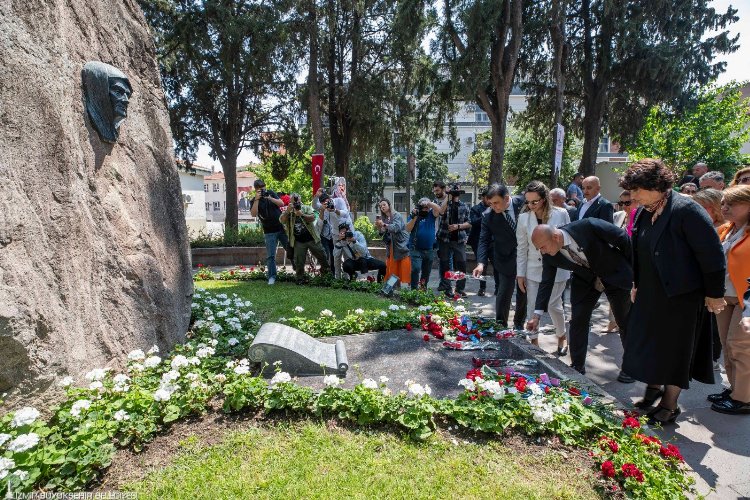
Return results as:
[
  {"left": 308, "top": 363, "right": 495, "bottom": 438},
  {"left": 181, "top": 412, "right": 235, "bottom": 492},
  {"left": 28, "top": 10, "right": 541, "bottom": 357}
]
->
[{"left": 0, "top": 290, "right": 693, "bottom": 498}]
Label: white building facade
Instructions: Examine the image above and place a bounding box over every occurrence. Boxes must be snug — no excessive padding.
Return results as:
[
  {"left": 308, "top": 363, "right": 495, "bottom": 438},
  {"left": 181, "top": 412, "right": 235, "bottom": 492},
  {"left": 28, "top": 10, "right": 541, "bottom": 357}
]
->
[
  {"left": 177, "top": 163, "right": 212, "bottom": 234},
  {"left": 203, "top": 171, "right": 259, "bottom": 224}
]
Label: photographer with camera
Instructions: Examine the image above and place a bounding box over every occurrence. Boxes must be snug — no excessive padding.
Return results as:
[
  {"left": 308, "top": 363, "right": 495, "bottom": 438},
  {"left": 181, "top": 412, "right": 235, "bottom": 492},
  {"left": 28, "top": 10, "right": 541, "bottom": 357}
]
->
[
  {"left": 334, "top": 222, "right": 386, "bottom": 281},
  {"left": 280, "top": 193, "right": 331, "bottom": 283},
  {"left": 313, "top": 188, "right": 351, "bottom": 278},
  {"left": 406, "top": 197, "right": 440, "bottom": 289},
  {"left": 437, "top": 184, "right": 471, "bottom": 297},
  {"left": 249, "top": 179, "right": 290, "bottom": 285}
]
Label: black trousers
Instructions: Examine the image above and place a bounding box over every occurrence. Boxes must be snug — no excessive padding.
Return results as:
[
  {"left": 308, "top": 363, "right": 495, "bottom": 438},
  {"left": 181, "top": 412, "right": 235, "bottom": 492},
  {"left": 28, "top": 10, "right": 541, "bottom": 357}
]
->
[
  {"left": 342, "top": 257, "right": 386, "bottom": 282},
  {"left": 513, "top": 283, "right": 527, "bottom": 328},
  {"left": 320, "top": 237, "right": 334, "bottom": 272},
  {"left": 569, "top": 274, "right": 630, "bottom": 370}
]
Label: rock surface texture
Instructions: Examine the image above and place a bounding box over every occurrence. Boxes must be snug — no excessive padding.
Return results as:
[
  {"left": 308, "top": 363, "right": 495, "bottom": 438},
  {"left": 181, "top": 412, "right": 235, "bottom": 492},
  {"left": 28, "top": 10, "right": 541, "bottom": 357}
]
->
[{"left": 0, "top": 0, "right": 193, "bottom": 403}]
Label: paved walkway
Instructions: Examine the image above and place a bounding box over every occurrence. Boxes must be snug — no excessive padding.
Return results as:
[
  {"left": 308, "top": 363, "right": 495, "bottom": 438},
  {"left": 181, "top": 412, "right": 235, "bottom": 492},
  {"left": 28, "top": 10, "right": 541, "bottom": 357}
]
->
[{"left": 199, "top": 264, "right": 749, "bottom": 497}]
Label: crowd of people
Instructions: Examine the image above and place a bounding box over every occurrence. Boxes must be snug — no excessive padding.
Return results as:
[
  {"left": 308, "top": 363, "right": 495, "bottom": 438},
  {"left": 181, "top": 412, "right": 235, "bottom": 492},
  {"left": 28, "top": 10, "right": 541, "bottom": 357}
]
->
[{"left": 248, "top": 161, "right": 750, "bottom": 423}]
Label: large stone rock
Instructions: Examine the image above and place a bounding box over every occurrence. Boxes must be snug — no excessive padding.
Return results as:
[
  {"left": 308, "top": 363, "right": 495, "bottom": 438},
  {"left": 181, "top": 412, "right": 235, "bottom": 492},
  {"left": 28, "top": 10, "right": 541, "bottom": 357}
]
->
[{"left": 0, "top": 0, "right": 193, "bottom": 404}]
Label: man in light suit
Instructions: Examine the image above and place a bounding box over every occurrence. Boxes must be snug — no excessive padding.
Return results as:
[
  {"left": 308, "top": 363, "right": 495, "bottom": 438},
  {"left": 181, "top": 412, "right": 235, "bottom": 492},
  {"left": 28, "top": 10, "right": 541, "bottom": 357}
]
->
[
  {"left": 577, "top": 176, "right": 614, "bottom": 223},
  {"left": 526, "top": 219, "right": 633, "bottom": 382}
]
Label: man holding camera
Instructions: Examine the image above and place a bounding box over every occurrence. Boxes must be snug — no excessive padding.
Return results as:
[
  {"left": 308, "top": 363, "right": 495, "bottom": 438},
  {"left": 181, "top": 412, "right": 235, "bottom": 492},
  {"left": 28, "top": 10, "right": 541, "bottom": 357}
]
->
[
  {"left": 335, "top": 222, "right": 386, "bottom": 281},
  {"left": 249, "top": 179, "right": 290, "bottom": 285},
  {"left": 406, "top": 197, "right": 441, "bottom": 289},
  {"left": 312, "top": 188, "right": 350, "bottom": 278},
  {"left": 280, "top": 193, "right": 331, "bottom": 282},
  {"left": 438, "top": 184, "right": 471, "bottom": 297}
]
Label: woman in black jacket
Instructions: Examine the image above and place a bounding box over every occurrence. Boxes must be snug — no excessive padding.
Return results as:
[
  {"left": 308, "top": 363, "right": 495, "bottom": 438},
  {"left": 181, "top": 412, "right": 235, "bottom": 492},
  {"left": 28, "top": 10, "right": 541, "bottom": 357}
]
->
[{"left": 620, "top": 159, "right": 727, "bottom": 426}]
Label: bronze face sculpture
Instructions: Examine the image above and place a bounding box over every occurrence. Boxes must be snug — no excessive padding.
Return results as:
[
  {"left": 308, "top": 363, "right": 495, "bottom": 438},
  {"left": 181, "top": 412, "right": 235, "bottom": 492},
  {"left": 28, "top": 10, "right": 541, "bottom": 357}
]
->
[{"left": 82, "top": 61, "right": 132, "bottom": 143}]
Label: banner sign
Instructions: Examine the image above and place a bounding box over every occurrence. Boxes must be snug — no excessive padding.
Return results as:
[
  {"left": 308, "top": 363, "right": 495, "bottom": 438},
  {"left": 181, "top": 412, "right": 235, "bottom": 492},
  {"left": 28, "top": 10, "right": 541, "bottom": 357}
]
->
[
  {"left": 553, "top": 123, "right": 565, "bottom": 177},
  {"left": 312, "top": 154, "right": 324, "bottom": 197}
]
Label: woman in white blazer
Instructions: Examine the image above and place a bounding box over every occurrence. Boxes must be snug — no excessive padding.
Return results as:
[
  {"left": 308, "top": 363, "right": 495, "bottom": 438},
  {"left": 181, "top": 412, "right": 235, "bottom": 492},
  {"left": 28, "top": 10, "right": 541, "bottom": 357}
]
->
[{"left": 516, "top": 181, "right": 571, "bottom": 352}]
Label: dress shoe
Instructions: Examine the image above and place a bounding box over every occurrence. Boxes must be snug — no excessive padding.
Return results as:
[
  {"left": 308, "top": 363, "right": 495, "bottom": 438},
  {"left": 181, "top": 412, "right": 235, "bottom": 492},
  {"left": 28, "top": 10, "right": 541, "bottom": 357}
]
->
[
  {"left": 617, "top": 371, "right": 635, "bottom": 384},
  {"left": 570, "top": 364, "right": 585, "bottom": 375},
  {"left": 477, "top": 289, "right": 486, "bottom": 297},
  {"left": 556, "top": 345, "right": 568, "bottom": 356},
  {"left": 711, "top": 398, "right": 750, "bottom": 415},
  {"left": 647, "top": 406, "right": 681, "bottom": 426},
  {"left": 707, "top": 388, "right": 732, "bottom": 403},
  {"left": 459, "top": 291, "right": 468, "bottom": 298},
  {"left": 634, "top": 387, "right": 664, "bottom": 409}
]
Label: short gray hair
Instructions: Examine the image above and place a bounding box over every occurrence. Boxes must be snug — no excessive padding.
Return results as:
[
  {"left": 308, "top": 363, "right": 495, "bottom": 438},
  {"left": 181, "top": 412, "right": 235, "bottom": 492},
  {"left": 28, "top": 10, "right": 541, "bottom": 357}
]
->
[
  {"left": 549, "top": 188, "right": 566, "bottom": 198},
  {"left": 700, "top": 171, "right": 724, "bottom": 183}
]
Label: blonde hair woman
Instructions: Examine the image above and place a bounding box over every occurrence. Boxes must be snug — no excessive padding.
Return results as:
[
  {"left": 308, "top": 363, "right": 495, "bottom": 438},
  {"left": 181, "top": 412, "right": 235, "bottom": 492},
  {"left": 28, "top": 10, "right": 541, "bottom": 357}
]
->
[
  {"left": 729, "top": 166, "right": 750, "bottom": 187},
  {"left": 693, "top": 188, "right": 725, "bottom": 229},
  {"left": 516, "top": 181, "right": 571, "bottom": 352}
]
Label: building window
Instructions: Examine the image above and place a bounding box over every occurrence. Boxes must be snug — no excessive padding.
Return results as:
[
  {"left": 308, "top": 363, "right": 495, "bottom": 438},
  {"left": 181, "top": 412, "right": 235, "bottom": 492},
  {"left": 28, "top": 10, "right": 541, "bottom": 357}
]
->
[
  {"left": 213, "top": 201, "right": 220, "bottom": 211},
  {"left": 598, "top": 134, "right": 610, "bottom": 153},
  {"left": 203, "top": 184, "right": 208, "bottom": 192},
  {"left": 205, "top": 202, "right": 210, "bottom": 211},
  {"left": 393, "top": 193, "right": 408, "bottom": 213},
  {"left": 475, "top": 111, "right": 490, "bottom": 123},
  {"left": 212, "top": 183, "right": 220, "bottom": 192}
]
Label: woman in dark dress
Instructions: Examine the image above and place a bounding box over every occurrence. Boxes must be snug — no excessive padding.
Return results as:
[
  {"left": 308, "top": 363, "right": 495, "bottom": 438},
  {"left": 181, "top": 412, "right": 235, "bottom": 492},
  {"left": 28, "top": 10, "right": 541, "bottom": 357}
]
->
[{"left": 620, "top": 159, "right": 726, "bottom": 426}]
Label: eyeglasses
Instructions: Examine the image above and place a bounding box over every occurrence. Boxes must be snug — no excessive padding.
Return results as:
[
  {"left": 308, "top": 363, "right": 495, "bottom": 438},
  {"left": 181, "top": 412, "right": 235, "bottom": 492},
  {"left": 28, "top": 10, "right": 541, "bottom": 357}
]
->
[
  {"left": 738, "top": 176, "right": 750, "bottom": 184},
  {"left": 524, "top": 199, "right": 543, "bottom": 206},
  {"left": 617, "top": 200, "right": 632, "bottom": 206}
]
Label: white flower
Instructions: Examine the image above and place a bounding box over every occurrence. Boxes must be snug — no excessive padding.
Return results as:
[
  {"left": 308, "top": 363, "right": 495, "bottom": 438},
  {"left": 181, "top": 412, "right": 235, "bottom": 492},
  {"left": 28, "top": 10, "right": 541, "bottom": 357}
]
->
[
  {"left": 278, "top": 317, "right": 287, "bottom": 322},
  {"left": 113, "top": 374, "right": 130, "bottom": 385},
  {"left": 234, "top": 364, "right": 250, "bottom": 375},
  {"left": 70, "top": 399, "right": 91, "bottom": 418},
  {"left": 148, "top": 344, "right": 160, "bottom": 354},
  {"left": 0, "top": 434, "right": 12, "bottom": 447},
  {"left": 354, "top": 308, "right": 364, "bottom": 315},
  {"left": 58, "top": 376, "right": 74, "bottom": 387},
  {"left": 89, "top": 381, "right": 104, "bottom": 391},
  {"left": 458, "top": 379, "right": 476, "bottom": 391},
  {"left": 379, "top": 311, "right": 387, "bottom": 317},
  {"left": 171, "top": 355, "right": 190, "bottom": 369},
  {"left": 11, "top": 407, "right": 40, "bottom": 428},
  {"left": 227, "top": 337, "right": 239, "bottom": 347},
  {"left": 0, "top": 457, "right": 15, "bottom": 475},
  {"left": 423, "top": 385, "right": 432, "bottom": 396},
  {"left": 209, "top": 338, "right": 219, "bottom": 347},
  {"left": 84, "top": 368, "right": 108, "bottom": 381},
  {"left": 320, "top": 309, "right": 334, "bottom": 317},
  {"left": 144, "top": 356, "right": 162, "bottom": 368},
  {"left": 379, "top": 376, "right": 389, "bottom": 384},
  {"left": 388, "top": 304, "right": 400, "bottom": 311},
  {"left": 323, "top": 375, "right": 342, "bottom": 387},
  {"left": 214, "top": 374, "right": 227, "bottom": 383},
  {"left": 481, "top": 380, "right": 505, "bottom": 399},
  {"left": 128, "top": 363, "right": 144, "bottom": 373},
  {"left": 407, "top": 383, "right": 426, "bottom": 397},
  {"left": 7, "top": 433, "right": 39, "bottom": 452},
  {"left": 361, "top": 379, "right": 378, "bottom": 389},
  {"left": 114, "top": 410, "right": 130, "bottom": 422},
  {"left": 188, "top": 356, "right": 201, "bottom": 366},
  {"left": 11, "top": 469, "right": 28, "bottom": 481},
  {"left": 162, "top": 370, "right": 180, "bottom": 383},
  {"left": 153, "top": 388, "right": 172, "bottom": 402},
  {"left": 127, "top": 349, "right": 146, "bottom": 361},
  {"left": 186, "top": 372, "right": 199, "bottom": 381},
  {"left": 382, "top": 387, "right": 392, "bottom": 396},
  {"left": 270, "top": 372, "right": 292, "bottom": 386},
  {"left": 294, "top": 306, "right": 305, "bottom": 313}
]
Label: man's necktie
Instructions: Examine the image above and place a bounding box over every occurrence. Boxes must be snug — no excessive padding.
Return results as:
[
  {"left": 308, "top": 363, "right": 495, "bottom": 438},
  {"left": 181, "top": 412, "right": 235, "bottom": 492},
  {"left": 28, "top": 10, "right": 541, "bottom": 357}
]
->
[
  {"left": 504, "top": 210, "right": 516, "bottom": 232},
  {"left": 563, "top": 244, "right": 588, "bottom": 268}
]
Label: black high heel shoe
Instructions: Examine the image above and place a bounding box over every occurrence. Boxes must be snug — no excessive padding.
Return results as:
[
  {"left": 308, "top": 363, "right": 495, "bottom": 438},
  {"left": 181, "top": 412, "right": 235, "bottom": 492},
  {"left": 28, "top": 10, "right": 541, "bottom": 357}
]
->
[
  {"left": 634, "top": 387, "right": 664, "bottom": 409},
  {"left": 646, "top": 406, "right": 681, "bottom": 426}
]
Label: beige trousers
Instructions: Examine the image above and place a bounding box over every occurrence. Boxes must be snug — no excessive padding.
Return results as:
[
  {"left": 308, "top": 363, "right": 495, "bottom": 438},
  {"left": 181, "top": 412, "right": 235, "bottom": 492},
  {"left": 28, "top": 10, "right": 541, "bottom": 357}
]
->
[
  {"left": 716, "top": 296, "right": 750, "bottom": 403},
  {"left": 525, "top": 279, "right": 567, "bottom": 340}
]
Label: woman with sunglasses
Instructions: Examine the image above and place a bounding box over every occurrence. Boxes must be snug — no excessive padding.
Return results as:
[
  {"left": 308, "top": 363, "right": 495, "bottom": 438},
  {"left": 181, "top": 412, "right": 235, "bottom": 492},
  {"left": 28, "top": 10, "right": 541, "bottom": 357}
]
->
[
  {"left": 516, "top": 181, "right": 571, "bottom": 352},
  {"left": 730, "top": 166, "right": 750, "bottom": 187}
]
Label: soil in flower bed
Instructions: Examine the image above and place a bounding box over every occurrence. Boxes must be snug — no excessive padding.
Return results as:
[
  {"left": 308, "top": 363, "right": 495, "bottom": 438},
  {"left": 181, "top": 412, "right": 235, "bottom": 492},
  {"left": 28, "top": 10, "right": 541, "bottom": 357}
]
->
[{"left": 98, "top": 408, "right": 599, "bottom": 499}]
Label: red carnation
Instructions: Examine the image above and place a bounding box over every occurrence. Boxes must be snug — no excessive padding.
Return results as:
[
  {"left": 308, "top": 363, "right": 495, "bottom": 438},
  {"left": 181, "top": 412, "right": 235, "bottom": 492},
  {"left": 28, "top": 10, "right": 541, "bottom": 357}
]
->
[
  {"left": 466, "top": 368, "right": 483, "bottom": 381},
  {"left": 197, "top": 263, "right": 204, "bottom": 268},
  {"left": 423, "top": 334, "right": 430, "bottom": 341},
  {"left": 505, "top": 373, "right": 511, "bottom": 384},
  {"left": 568, "top": 387, "right": 581, "bottom": 396},
  {"left": 621, "top": 463, "right": 644, "bottom": 482},
  {"left": 622, "top": 417, "right": 641, "bottom": 429},
  {"left": 544, "top": 386, "right": 550, "bottom": 394},
  {"left": 600, "top": 460, "right": 616, "bottom": 479},
  {"left": 515, "top": 378, "right": 527, "bottom": 392},
  {"left": 405, "top": 323, "right": 413, "bottom": 331},
  {"left": 659, "top": 444, "right": 684, "bottom": 462},
  {"left": 599, "top": 436, "right": 619, "bottom": 453}
]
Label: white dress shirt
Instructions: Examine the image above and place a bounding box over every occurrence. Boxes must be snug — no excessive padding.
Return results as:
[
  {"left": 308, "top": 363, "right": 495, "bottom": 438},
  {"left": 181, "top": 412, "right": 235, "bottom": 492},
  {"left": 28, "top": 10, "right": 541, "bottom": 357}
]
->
[{"left": 577, "top": 193, "right": 601, "bottom": 220}]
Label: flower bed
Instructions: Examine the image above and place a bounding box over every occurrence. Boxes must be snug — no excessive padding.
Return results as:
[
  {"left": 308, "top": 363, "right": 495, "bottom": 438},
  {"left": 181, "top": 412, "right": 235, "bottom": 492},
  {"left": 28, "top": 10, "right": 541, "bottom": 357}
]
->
[{"left": 0, "top": 290, "right": 693, "bottom": 498}]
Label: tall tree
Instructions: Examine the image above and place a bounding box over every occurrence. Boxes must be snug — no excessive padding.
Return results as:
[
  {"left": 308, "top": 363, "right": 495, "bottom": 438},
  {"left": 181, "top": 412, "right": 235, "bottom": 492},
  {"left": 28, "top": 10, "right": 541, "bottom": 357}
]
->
[
  {"left": 140, "top": 0, "right": 299, "bottom": 230},
  {"left": 436, "top": 0, "right": 526, "bottom": 183},
  {"left": 519, "top": 0, "right": 738, "bottom": 175}
]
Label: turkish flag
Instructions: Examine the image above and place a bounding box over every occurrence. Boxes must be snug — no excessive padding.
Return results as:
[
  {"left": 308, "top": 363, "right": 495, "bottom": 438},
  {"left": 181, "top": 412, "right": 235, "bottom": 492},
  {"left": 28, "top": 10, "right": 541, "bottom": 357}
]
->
[{"left": 311, "top": 154, "right": 324, "bottom": 197}]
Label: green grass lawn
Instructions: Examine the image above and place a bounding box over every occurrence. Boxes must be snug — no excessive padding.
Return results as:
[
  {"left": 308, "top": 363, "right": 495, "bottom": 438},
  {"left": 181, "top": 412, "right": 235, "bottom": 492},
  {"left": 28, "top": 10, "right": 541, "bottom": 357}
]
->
[
  {"left": 124, "top": 421, "right": 598, "bottom": 500},
  {"left": 196, "top": 280, "right": 394, "bottom": 323}
]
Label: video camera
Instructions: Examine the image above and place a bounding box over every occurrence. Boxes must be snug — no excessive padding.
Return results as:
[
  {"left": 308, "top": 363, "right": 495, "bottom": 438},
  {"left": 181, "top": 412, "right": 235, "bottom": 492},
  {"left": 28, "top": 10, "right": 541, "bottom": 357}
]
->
[
  {"left": 411, "top": 201, "right": 430, "bottom": 219},
  {"left": 448, "top": 184, "right": 465, "bottom": 197},
  {"left": 292, "top": 194, "right": 302, "bottom": 211}
]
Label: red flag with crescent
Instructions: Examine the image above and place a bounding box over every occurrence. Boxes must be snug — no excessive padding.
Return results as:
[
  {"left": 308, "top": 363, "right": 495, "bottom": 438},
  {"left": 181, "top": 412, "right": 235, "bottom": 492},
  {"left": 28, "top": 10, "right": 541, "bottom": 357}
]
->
[{"left": 311, "top": 154, "right": 324, "bottom": 197}]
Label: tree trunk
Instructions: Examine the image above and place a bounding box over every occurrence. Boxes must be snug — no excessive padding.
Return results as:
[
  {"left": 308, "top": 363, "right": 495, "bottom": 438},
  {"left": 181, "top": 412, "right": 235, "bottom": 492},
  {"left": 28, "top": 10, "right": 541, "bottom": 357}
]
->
[
  {"left": 221, "top": 155, "right": 239, "bottom": 231},
  {"left": 549, "top": 0, "right": 566, "bottom": 188},
  {"left": 406, "top": 147, "right": 415, "bottom": 212},
  {"left": 489, "top": 114, "right": 508, "bottom": 184},
  {"left": 579, "top": 86, "right": 606, "bottom": 176},
  {"left": 306, "top": 0, "right": 325, "bottom": 155}
]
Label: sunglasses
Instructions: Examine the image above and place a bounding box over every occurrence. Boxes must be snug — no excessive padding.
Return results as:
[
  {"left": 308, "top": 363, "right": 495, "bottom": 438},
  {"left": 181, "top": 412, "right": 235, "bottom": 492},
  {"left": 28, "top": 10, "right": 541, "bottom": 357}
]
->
[
  {"left": 738, "top": 176, "right": 750, "bottom": 184},
  {"left": 617, "top": 200, "right": 632, "bottom": 206},
  {"left": 524, "top": 199, "right": 543, "bottom": 206}
]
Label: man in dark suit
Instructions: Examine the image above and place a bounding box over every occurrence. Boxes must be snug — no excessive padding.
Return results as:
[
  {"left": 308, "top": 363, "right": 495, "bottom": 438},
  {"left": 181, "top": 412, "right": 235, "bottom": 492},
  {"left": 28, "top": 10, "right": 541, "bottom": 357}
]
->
[
  {"left": 577, "top": 176, "right": 614, "bottom": 223},
  {"left": 526, "top": 219, "right": 633, "bottom": 381},
  {"left": 468, "top": 189, "right": 497, "bottom": 296},
  {"left": 472, "top": 184, "right": 524, "bottom": 327}
]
